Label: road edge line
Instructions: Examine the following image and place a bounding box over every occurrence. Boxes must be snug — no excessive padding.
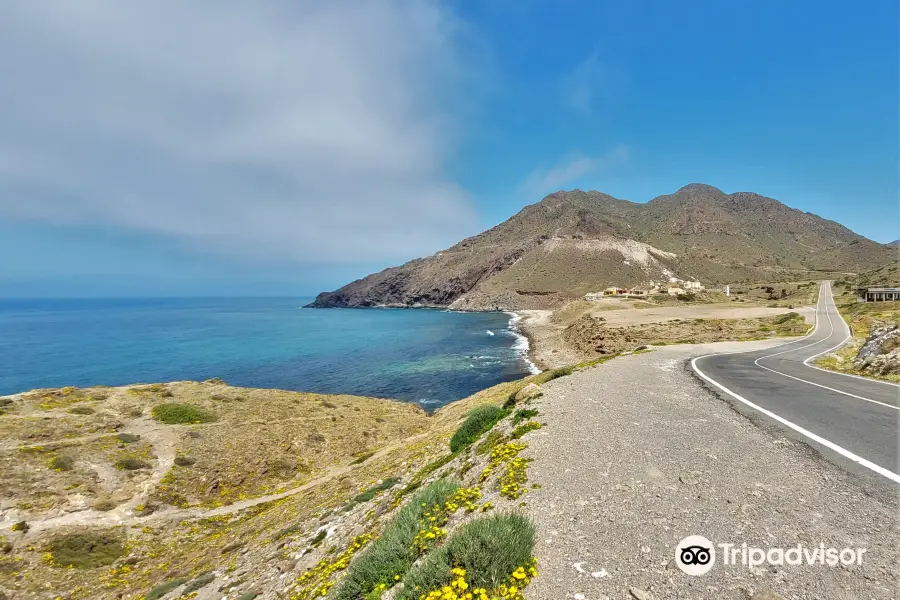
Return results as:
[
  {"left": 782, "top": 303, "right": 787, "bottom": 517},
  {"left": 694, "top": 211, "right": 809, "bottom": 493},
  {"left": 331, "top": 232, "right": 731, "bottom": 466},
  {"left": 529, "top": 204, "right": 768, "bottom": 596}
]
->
[{"left": 690, "top": 355, "right": 900, "bottom": 484}]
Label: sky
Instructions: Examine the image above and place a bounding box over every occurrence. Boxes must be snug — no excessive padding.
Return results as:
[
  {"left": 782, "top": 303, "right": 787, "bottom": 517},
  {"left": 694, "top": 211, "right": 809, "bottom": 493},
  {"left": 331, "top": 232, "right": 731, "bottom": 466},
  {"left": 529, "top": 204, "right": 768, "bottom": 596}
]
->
[{"left": 0, "top": 0, "right": 897, "bottom": 297}]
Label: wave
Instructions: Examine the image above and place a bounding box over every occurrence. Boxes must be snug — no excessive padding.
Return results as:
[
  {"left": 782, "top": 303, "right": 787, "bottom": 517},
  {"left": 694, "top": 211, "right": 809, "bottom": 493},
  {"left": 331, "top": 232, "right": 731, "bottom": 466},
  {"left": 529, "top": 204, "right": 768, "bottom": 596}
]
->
[
  {"left": 505, "top": 312, "right": 541, "bottom": 374},
  {"left": 485, "top": 330, "right": 494, "bottom": 336}
]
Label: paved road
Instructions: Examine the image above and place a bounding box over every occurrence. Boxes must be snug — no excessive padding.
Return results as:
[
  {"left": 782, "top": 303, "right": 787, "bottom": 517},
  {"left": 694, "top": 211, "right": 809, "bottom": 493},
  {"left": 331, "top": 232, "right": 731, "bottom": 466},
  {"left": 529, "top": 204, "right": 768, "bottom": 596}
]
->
[{"left": 693, "top": 281, "right": 900, "bottom": 484}]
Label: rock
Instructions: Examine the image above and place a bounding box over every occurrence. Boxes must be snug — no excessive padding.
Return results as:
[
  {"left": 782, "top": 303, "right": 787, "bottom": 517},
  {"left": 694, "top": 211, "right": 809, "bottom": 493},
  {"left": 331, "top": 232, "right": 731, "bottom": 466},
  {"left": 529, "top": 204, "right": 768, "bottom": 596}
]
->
[
  {"left": 515, "top": 383, "right": 543, "bottom": 401},
  {"left": 853, "top": 325, "right": 900, "bottom": 375},
  {"left": 678, "top": 471, "right": 702, "bottom": 485},
  {"left": 750, "top": 591, "right": 785, "bottom": 600},
  {"left": 629, "top": 589, "right": 651, "bottom": 600}
]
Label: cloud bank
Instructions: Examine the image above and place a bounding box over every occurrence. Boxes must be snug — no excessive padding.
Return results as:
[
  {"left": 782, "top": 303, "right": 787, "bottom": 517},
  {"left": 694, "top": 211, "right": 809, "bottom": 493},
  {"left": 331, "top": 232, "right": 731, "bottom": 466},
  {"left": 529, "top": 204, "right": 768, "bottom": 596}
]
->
[{"left": 0, "top": 1, "right": 479, "bottom": 263}]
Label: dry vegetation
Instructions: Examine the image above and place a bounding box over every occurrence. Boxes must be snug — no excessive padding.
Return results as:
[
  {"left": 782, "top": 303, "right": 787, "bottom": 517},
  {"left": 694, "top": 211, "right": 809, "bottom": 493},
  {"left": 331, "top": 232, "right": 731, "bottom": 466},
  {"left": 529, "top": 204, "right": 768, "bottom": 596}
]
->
[{"left": 0, "top": 366, "right": 576, "bottom": 600}]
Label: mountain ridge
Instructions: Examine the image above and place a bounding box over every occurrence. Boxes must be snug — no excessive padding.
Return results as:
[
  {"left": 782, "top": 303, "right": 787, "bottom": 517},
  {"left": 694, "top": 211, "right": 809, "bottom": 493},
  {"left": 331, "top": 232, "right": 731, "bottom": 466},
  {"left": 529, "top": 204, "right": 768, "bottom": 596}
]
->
[{"left": 306, "top": 184, "right": 894, "bottom": 310}]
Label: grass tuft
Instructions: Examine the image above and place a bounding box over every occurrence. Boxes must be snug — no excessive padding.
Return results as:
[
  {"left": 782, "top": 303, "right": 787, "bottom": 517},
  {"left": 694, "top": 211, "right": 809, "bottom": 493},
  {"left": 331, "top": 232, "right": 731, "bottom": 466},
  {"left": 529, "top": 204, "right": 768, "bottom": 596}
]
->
[
  {"left": 399, "top": 513, "right": 534, "bottom": 598},
  {"left": 46, "top": 532, "right": 125, "bottom": 568},
  {"left": 449, "top": 406, "right": 508, "bottom": 453},
  {"left": 151, "top": 403, "right": 216, "bottom": 424},
  {"left": 146, "top": 578, "right": 187, "bottom": 600},
  {"left": 353, "top": 477, "right": 401, "bottom": 504},
  {"left": 336, "top": 479, "right": 460, "bottom": 600}
]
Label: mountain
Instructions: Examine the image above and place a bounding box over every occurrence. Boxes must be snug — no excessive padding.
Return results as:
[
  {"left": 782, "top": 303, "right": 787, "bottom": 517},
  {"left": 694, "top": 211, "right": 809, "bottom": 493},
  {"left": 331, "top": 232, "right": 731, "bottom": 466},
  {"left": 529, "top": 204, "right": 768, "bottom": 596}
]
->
[
  {"left": 888, "top": 240, "right": 900, "bottom": 246},
  {"left": 306, "top": 184, "right": 895, "bottom": 310}
]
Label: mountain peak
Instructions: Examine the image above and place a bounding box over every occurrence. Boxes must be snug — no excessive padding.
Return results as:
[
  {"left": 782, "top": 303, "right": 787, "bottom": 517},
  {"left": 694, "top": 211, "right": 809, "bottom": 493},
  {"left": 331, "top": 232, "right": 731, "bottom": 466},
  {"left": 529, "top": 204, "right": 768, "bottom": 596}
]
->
[{"left": 675, "top": 183, "right": 725, "bottom": 196}]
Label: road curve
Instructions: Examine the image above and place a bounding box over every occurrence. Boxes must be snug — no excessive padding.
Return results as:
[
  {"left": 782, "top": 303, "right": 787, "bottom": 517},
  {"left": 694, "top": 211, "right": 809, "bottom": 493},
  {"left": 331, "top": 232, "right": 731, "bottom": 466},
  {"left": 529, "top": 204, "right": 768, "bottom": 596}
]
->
[{"left": 692, "top": 282, "right": 900, "bottom": 484}]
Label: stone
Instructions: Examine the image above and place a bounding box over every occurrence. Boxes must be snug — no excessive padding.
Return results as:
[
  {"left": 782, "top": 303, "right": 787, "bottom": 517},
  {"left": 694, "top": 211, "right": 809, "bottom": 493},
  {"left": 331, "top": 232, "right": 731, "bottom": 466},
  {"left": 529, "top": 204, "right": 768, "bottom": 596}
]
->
[
  {"left": 678, "top": 471, "right": 702, "bottom": 485},
  {"left": 515, "top": 383, "right": 543, "bottom": 401},
  {"left": 629, "top": 589, "right": 650, "bottom": 600},
  {"left": 750, "top": 591, "right": 786, "bottom": 600}
]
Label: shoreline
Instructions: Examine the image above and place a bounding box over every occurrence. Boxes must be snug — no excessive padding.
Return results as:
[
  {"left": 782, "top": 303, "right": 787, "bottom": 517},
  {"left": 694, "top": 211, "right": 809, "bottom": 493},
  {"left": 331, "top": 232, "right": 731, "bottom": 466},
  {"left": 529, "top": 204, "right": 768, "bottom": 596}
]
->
[{"left": 505, "top": 312, "right": 542, "bottom": 374}]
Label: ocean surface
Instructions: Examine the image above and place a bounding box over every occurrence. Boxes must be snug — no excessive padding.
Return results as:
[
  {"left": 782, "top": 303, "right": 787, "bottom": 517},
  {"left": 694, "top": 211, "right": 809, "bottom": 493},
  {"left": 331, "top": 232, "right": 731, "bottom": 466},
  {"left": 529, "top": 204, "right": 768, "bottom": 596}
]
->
[{"left": 0, "top": 297, "right": 537, "bottom": 408}]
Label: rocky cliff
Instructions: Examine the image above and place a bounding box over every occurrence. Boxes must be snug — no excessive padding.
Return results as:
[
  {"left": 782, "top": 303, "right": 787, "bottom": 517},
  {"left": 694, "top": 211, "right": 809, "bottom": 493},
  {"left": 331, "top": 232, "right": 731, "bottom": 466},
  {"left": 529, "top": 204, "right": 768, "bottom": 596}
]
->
[{"left": 307, "top": 184, "right": 894, "bottom": 310}]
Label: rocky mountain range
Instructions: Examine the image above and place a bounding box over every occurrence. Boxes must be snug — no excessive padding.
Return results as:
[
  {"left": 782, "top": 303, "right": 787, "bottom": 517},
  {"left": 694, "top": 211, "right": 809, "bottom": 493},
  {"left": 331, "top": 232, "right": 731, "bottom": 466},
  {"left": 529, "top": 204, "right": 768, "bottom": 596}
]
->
[{"left": 306, "top": 184, "right": 895, "bottom": 310}]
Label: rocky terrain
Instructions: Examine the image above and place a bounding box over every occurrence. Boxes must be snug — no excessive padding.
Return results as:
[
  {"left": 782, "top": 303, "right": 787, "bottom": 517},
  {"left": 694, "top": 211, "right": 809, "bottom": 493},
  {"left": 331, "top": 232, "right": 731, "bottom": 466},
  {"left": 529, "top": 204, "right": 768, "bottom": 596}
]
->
[
  {"left": 852, "top": 325, "right": 900, "bottom": 376},
  {"left": 306, "top": 184, "right": 894, "bottom": 311}
]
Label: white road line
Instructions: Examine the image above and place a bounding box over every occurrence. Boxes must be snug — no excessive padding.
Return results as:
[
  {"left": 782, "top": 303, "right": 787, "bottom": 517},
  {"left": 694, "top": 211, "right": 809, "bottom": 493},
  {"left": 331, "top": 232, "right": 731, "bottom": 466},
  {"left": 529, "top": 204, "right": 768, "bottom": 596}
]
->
[
  {"left": 752, "top": 284, "right": 899, "bottom": 408},
  {"left": 691, "top": 355, "right": 900, "bottom": 484},
  {"left": 801, "top": 286, "right": 900, "bottom": 388}
]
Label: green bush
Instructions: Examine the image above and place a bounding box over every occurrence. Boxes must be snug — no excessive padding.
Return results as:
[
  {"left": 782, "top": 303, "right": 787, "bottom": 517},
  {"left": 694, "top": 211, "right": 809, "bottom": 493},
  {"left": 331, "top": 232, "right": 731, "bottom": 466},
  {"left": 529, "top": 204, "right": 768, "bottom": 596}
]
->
[
  {"left": 116, "top": 433, "right": 141, "bottom": 443},
  {"left": 49, "top": 455, "right": 75, "bottom": 471},
  {"left": 174, "top": 455, "right": 196, "bottom": 467},
  {"left": 773, "top": 311, "right": 801, "bottom": 325},
  {"left": 183, "top": 572, "right": 215, "bottom": 594},
  {"left": 353, "top": 477, "right": 400, "bottom": 503},
  {"left": 449, "top": 406, "right": 508, "bottom": 453},
  {"left": 11, "top": 521, "right": 28, "bottom": 532},
  {"left": 47, "top": 532, "right": 124, "bottom": 568},
  {"left": 151, "top": 403, "right": 216, "bottom": 424},
  {"left": 336, "top": 479, "right": 460, "bottom": 600},
  {"left": 115, "top": 457, "right": 148, "bottom": 471},
  {"left": 399, "top": 513, "right": 534, "bottom": 599},
  {"left": 237, "top": 593, "right": 259, "bottom": 600},
  {"left": 68, "top": 406, "right": 95, "bottom": 415},
  {"left": 512, "top": 409, "right": 538, "bottom": 425},
  {"left": 146, "top": 578, "right": 187, "bottom": 600},
  {"left": 510, "top": 421, "right": 542, "bottom": 439}
]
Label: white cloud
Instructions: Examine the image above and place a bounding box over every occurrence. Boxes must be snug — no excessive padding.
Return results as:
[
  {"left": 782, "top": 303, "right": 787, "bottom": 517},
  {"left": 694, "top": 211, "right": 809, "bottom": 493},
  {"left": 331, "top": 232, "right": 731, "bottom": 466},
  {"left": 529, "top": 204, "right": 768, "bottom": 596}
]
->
[
  {"left": 563, "top": 50, "right": 606, "bottom": 115},
  {"left": 0, "top": 1, "right": 480, "bottom": 263},
  {"left": 522, "top": 145, "right": 631, "bottom": 196}
]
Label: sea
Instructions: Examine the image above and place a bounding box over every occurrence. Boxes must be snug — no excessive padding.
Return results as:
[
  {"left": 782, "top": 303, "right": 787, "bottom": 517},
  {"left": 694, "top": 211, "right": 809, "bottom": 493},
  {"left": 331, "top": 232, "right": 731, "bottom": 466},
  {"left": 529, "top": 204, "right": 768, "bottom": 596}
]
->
[{"left": 0, "top": 297, "right": 538, "bottom": 408}]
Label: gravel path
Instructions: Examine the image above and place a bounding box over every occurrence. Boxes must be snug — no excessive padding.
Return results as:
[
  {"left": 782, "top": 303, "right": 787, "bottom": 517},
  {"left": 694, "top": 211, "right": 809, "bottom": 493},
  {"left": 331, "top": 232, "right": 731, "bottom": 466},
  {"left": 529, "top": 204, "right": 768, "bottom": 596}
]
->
[{"left": 523, "top": 341, "right": 899, "bottom": 600}]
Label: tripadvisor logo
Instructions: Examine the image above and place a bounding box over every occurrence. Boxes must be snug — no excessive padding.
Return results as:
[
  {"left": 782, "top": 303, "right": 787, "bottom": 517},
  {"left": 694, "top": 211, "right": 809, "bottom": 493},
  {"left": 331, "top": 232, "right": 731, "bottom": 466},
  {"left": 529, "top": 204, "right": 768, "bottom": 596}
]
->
[
  {"left": 675, "top": 535, "right": 868, "bottom": 576},
  {"left": 675, "top": 535, "right": 715, "bottom": 576}
]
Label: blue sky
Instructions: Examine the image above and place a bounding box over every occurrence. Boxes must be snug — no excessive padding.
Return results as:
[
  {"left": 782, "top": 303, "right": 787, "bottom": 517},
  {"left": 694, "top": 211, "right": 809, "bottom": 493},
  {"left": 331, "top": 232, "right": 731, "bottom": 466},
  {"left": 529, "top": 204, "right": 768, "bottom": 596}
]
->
[{"left": 0, "top": 0, "right": 897, "bottom": 297}]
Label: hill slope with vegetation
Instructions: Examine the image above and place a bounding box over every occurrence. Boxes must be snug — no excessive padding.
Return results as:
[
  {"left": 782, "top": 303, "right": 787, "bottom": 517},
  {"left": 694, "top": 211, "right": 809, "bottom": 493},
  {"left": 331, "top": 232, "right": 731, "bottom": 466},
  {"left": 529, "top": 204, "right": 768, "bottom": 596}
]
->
[
  {"left": 307, "top": 184, "right": 893, "bottom": 310},
  {"left": 0, "top": 365, "right": 599, "bottom": 600}
]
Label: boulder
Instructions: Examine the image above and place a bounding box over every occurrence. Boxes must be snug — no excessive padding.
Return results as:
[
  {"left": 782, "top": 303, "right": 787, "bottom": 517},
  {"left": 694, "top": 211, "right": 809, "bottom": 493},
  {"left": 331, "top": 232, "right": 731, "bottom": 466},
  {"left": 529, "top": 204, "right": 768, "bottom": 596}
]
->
[
  {"left": 853, "top": 325, "right": 900, "bottom": 375},
  {"left": 515, "top": 383, "right": 543, "bottom": 401}
]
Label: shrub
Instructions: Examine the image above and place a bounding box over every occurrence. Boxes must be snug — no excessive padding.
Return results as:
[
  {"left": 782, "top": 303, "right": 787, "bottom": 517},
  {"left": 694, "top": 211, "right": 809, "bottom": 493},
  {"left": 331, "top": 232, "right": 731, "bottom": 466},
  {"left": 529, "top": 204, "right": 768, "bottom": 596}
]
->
[
  {"left": 151, "top": 403, "right": 216, "bottom": 424},
  {"left": 146, "top": 578, "right": 187, "bottom": 600},
  {"left": 115, "top": 457, "right": 148, "bottom": 471},
  {"left": 449, "top": 406, "right": 508, "bottom": 453},
  {"left": 399, "top": 513, "right": 534, "bottom": 598},
  {"left": 351, "top": 451, "right": 376, "bottom": 465},
  {"left": 353, "top": 477, "right": 400, "bottom": 503},
  {"left": 502, "top": 391, "right": 518, "bottom": 410},
  {"left": 11, "top": 521, "right": 28, "bottom": 532},
  {"left": 49, "top": 455, "right": 75, "bottom": 471},
  {"left": 46, "top": 532, "right": 125, "bottom": 568},
  {"left": 542, "top": 366, "right": 574, "bottom": 382},
  {"left": 68, "top": 406, "right": 95, "bottom": 415},
  {"left": 512, "top": 409, "right": 538, "bottom": 425},
  {"left": 174, "top": 455, "right": 196, "bottom": 467},
  {"left": 773, "top": 312, "right": 800, "bottom": 325},
  {"left": 93, "top": 499, "right": 117, "bottom": 511},
  {"left": 116, "top": 433, "right": 141, "bottom": 443},
  {"left": 336, "top": 480, "right": 460, "bottom": 600},
  {"left": 511, "top": 421, "right": 542, "bottom": 439},
  {"left": 237, "top": 593, "right": 260, "bottom": 600},
  {"left": 183, "top": 572, "right": 215, "bottom": 595}
]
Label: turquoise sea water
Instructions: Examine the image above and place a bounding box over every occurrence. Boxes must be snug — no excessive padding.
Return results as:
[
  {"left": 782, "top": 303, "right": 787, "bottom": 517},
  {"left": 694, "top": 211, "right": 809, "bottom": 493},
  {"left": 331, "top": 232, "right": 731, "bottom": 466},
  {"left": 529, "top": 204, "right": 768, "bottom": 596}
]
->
[{"left": 0, "top": 298, "right": 536, "bottom": 407}]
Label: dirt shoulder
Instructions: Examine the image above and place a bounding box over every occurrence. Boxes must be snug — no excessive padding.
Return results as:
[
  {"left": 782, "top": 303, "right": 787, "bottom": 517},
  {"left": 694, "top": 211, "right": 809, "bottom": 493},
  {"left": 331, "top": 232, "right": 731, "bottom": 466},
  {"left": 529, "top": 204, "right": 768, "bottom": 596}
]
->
[{"left": 523, "top": 343, "right": 899, "bottom": 599}]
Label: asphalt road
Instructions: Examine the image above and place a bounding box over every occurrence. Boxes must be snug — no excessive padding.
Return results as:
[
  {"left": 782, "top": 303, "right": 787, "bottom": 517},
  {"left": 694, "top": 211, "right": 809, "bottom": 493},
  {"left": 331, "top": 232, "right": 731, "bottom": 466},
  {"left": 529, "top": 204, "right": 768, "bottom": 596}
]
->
[{"left": 692, "top": 282, "right": 900, "bottom": 484}]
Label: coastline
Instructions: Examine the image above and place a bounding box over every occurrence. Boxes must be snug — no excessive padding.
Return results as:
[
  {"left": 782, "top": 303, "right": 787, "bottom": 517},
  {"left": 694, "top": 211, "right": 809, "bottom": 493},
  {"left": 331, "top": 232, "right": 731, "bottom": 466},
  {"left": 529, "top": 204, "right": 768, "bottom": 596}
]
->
[{"left": 505, "top": 312, "right": 542, "bottom": 374}]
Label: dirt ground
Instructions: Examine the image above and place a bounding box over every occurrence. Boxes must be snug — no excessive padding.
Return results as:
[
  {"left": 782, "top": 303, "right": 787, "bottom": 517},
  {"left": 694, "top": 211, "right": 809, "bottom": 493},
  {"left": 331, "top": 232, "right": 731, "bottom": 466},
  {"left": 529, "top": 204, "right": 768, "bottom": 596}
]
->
[{"left": 520, "top": 301, "right": 815, "bottom": 369}]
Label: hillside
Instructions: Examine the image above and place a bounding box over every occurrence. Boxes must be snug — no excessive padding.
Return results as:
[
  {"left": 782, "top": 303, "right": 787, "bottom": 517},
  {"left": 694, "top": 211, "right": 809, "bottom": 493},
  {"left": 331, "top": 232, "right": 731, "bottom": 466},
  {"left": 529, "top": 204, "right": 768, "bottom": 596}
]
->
[
  {"left": 0, "top": 372, "right": 562, "bottom": 599},
  {"left": 307, "top": 184, "right": 894, "bottom": 310}
]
